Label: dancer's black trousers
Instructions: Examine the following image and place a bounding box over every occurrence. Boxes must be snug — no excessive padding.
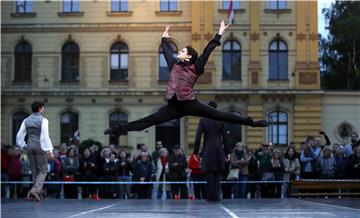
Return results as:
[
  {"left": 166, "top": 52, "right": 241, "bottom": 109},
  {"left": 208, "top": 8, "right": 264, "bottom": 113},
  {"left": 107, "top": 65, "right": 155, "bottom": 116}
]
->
[
  {"left": 122, "top": 96, "right": 251, "bottom": 132},
  {"left": 206, "top": 171, "right": 222, "bottom": 201}
]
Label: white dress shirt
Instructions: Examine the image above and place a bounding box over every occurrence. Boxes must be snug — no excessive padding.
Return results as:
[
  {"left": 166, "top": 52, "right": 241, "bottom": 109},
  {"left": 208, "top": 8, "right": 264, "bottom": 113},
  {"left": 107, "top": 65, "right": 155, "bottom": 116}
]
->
[{"left": 16, "top": 118, "right": 53, "bottom": 152}]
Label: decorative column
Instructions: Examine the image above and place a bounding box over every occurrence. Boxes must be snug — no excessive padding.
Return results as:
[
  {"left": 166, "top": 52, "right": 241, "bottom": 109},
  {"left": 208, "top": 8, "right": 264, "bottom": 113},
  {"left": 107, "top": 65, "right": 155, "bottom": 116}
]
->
[
  {"left": 246, "top": 95, "right": 266, "bottom": 149},
  {"left": 294, "top": 1, "right": 320, "bottom": 89},
  {"left": 248, "top": 1, "right": 262, "bottom": 88}
]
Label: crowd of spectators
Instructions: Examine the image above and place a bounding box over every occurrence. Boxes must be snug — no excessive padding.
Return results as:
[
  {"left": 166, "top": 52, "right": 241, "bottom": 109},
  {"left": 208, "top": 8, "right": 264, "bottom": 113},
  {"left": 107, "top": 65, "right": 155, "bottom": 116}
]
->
[{"left": 1, "top": 132, "right": 359, "bottom": 200}]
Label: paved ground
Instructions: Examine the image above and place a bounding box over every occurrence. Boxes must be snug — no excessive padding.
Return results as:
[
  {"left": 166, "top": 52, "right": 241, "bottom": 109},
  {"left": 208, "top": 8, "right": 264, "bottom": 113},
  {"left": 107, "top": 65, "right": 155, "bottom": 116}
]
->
[{"left": 1, "top": 198, "right": 360, "bottom": 218}]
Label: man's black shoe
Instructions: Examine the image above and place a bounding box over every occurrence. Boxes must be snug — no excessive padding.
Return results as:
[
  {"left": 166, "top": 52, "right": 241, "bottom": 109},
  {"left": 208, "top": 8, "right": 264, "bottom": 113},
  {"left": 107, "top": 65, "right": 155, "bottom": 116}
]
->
[
  {"left": 104, "top": 125, "right": 121, "bottom": 136},
  {"left": 251, "top": 120, "right": 269, "bottom": 127}
]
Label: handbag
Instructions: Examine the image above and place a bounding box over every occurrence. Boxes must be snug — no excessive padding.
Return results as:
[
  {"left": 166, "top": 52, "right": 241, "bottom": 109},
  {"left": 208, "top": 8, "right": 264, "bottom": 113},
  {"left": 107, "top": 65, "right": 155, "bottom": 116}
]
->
[
  {"left": 226, "top": 166, "right": 239, "bottom": 180},
  {"left": 63, "top": 175, "right": 75, "bottom": 182}
]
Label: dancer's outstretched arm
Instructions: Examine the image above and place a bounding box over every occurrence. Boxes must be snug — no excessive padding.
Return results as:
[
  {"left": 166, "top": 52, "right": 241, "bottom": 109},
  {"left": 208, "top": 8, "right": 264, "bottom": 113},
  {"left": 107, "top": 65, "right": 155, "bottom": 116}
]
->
[
  {"left": 196, "top": 20, "right": 230, "bottom": 74},
  {"left": 161, "top": 25, "right": 176, "bottom": 71}
]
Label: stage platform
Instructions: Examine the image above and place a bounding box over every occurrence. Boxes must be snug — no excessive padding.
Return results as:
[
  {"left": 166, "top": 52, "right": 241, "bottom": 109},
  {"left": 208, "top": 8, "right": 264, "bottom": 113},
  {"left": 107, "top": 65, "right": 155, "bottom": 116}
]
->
[{"left": 2, "top": 198, "right": 360, "bottom": 218}]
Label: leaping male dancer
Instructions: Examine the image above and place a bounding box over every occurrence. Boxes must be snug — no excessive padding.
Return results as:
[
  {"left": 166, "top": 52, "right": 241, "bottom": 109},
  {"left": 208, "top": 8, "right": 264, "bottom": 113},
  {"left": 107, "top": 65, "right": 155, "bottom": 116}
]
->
[{"left": 104, "top": 21, "right": 268, "bottom": 137}]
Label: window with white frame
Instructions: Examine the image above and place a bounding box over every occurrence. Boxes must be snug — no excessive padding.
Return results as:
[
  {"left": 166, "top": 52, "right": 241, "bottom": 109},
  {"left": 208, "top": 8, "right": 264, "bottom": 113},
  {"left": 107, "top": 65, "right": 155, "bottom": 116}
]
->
[
  {"left": 268, "top": 0, "right": 287, "bottom": 10},
  {"left": 111, "top": 0, "right": 128, "bottom": 12},
  {"left": 63, "top": 0, "right": 80, "bottom": 13},
  {"left": 110, "top": 42, "right": 128, "bottom": 81},
  {"left": 222, "top": 40, "right": 241, "bottom": 80},
  {"left": 268, "top": 111, "right": 288, "bottom": 146},
  {"left": 16, "top": 0, "right": 32, "bottom": 13},
  {"left": 269, "top": 40, "right": 288, "bottom": 80},
  {"left": 160, "top": 0, "right": 177, "bottom": 12}
]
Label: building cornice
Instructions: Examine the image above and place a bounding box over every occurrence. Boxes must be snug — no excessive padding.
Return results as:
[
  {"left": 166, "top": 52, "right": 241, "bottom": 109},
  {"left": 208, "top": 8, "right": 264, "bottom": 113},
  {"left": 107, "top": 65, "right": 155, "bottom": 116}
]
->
[
  {"left": 1, "top": 23, "right": 192, "bottom": 33},
  {"left": 1, "top": 89, "right": 325, "bottom": 96}
]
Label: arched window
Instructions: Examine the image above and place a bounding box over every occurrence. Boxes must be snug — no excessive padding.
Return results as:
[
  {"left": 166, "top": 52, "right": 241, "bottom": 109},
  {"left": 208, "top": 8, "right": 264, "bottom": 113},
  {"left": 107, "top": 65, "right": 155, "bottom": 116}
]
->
[
  {"left": 110, "top": 42, "right": 128, "bottom": 81},
  {"left": 268, "top": 111, "right": 288, "bottom": 146},
  {"left": 159, "top": 42, "right": 177, "bottom": 81},
  {"left": 222, "top": 40, "right": 241, "bottom": 80},
  {"left": 14, "top": 41, "right": 32, "bottom": 83},
  {"left": 60, "top": 112, "right": 79, "bottom": 145},
  {"left": 62, "top": 42, "right": 80, "bottom": 82},
  {"left": 109, "top": 111, "right": 128, "bottom": 146},
  {"left": 12, "top": 112, "right": 29, "bottom": 145},
  {"left": 269, "top": 40, "right": 288, "bottom": 80}
]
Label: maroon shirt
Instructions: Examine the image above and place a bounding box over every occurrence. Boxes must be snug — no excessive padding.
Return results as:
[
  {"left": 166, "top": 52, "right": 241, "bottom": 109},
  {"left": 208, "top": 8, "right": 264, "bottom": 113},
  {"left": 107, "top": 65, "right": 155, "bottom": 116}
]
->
[{"left": 161, "top": 34, "right": 222, "bottom": 101}]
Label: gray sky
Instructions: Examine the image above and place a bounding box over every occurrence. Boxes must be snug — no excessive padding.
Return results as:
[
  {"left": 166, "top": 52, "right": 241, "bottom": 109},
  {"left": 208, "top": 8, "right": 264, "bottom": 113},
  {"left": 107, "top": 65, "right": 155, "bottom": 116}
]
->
[{"left": 318, "top": 0, "right": 334, "bottom": 37}]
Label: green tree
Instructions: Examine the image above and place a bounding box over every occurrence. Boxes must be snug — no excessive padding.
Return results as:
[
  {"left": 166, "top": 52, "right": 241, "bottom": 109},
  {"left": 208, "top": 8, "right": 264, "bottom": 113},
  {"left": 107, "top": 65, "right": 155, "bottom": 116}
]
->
[
  {"left": 78, "top": 139, "right": 102, "bottom": 155},
  {"left": 320, "top": 1, "right": 360, "bottom": 90}
]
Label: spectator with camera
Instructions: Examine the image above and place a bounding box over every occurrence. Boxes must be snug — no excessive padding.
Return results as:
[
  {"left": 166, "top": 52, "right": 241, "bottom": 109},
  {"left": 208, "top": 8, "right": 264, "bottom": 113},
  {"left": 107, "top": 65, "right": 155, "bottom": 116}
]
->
[
  {"left": 300, "top": 136, "right": 320, "bottom": 179},
  {"left": 102, "top": 152, "right": 119, "bottom": 198},
  {"left": 270, "top": 149, "right": 283, "bottom": 198},
  {"left": 168, "top": 145, "right": 188, "bottom": 199},
  {"left": 80, "top": 148, "right": 100, "bottom": 200},
  {"left": 117, "top": 149, "right": 133, "bottom": 199}
]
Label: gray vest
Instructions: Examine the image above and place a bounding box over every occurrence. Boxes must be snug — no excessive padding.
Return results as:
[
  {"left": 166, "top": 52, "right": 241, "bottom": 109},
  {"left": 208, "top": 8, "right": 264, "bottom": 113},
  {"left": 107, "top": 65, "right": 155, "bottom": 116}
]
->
[{"left": 24, "top": 113, "right": 44, "bottom": 148}]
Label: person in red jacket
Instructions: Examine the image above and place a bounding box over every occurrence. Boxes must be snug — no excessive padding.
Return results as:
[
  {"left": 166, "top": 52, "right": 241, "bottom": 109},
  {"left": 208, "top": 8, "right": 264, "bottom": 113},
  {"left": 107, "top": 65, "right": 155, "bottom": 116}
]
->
[
  {"left": 104, "top": 21, "right": 268, "bottom": 137},
  {"left": 188, "top": 154, "right": 207, "bottom": 200}
]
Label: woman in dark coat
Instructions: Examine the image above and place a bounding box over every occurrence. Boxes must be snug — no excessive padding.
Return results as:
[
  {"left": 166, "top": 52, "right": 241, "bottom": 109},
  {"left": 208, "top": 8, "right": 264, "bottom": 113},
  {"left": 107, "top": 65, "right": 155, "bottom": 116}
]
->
[
  {"left": 80, "top": 148, "right": 100, "bottom": 200},
  {"left": 193, "top": 101, "right": 227, "bottom": 202},
  {"left": 133, "top": 151, "right": 153, "bottom": 199}
]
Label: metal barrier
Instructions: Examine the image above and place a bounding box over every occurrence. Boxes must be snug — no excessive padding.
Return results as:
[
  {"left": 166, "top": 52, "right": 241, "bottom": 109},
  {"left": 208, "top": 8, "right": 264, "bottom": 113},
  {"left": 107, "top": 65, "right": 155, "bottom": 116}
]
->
[
  {"left": 1, "top": 180, "right": 286, "bottom": 185},
  {"left": 1, "top": 180, "right": 286, "bottom": 200},
  {"left": 3, "top": 179, "right": 358, "bottom": 200}
]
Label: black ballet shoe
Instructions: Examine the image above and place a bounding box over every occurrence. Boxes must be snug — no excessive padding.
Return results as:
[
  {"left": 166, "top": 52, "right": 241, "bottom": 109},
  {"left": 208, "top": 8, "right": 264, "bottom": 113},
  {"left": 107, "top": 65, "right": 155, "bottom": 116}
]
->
[
  {"left": 251, "top": 120, "right": 269, "bottom": 127},
  {"left": 104, "top": 125, "right": 122, "bottom": 136}
]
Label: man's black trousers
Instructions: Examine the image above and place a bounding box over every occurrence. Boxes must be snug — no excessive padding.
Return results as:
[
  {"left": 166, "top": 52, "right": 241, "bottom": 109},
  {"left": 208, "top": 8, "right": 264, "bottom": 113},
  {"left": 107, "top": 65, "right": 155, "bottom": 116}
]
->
[{"left": 121, "top": 96, "right": 251, "bottom": 132}]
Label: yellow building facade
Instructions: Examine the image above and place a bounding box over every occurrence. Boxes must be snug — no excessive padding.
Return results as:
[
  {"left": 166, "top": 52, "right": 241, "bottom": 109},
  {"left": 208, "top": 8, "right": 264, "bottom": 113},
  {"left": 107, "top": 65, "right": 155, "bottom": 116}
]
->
[{"left": 2, "top": 1, "right": 359, "bottom": 154}]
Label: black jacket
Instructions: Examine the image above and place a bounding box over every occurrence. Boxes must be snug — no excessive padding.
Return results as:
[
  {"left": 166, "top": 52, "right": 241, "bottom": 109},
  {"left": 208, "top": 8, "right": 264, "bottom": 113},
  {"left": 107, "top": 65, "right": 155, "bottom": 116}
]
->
[
  {"left": 193, "top": 118, "right": 226, "bottom": 172},
  {"left": 133, "top": 160, "right": 153, "bottom": 181},
  {"left": 168, "top": 153, "right": 187, "bottom": 181},
  {"left": 79, "top": 156, "right": 99, "bottom": 180}
]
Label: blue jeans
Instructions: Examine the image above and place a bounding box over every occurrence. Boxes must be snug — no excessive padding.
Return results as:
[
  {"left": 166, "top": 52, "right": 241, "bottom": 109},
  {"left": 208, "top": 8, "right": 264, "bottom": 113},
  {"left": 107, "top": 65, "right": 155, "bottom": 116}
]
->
[{"left": 233, "top": 174, "right": 248, "bottom": 199}]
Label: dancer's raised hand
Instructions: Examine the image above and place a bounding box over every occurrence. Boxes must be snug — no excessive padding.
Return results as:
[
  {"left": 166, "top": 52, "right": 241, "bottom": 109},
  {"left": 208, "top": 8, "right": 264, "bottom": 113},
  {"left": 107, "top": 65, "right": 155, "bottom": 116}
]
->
[
  {"left": 218, "top": 20, "right": 230, "bottom": 35},
  {"left": 162, "top": 25, "right": 171, "bottom": 38}
]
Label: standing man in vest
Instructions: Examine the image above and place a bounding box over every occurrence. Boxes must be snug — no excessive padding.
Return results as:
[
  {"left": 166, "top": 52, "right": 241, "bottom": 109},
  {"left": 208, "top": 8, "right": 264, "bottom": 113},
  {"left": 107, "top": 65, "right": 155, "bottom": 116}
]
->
[
  {"left": 16, "top": 101, "right": 54, "bottom": 202},
  {"left": 105, "top": 21, "right": 268, "bottom": 137}
]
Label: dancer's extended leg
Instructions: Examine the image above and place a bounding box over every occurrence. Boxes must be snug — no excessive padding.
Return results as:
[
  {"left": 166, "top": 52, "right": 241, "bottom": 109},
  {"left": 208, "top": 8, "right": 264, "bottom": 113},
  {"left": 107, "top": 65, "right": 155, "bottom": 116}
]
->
[
  {"left": 104, "top": 104, "right": 184, "bottom": 136},
  {"left": 182, "top": 100, "right": 268, "bottom": 127}
]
